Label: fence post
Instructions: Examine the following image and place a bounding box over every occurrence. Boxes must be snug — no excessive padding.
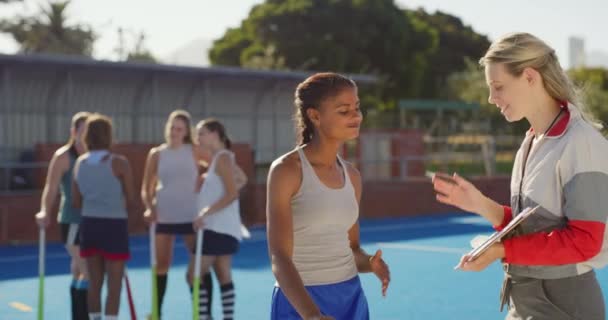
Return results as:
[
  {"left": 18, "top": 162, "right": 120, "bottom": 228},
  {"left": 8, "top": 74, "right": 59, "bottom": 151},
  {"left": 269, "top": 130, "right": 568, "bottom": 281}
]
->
[{"left": 481, "top": 136, "right": 496, "bottom": 176}]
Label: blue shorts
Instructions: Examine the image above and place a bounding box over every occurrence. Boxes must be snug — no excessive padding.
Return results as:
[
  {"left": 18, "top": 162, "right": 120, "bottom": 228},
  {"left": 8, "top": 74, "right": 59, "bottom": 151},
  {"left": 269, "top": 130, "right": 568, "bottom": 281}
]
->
[{"left": 271, "top": 276, "right": 369, "bottom": 320}]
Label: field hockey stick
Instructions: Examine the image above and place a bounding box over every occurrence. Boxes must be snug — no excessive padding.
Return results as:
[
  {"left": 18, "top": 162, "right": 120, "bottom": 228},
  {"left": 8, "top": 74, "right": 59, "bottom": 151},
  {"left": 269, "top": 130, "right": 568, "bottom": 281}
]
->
[
  {"left": 150, "top": 223, "right": 159, "bottom": 320},
  {"left": 192, "top": 228, "right": 204, "bottom": 320},
  {"left": 37, "top": 227, "right": 45, "bottom": 320},
  {"left": 124, "top": 268, "right": 137, "bottom": 320}
]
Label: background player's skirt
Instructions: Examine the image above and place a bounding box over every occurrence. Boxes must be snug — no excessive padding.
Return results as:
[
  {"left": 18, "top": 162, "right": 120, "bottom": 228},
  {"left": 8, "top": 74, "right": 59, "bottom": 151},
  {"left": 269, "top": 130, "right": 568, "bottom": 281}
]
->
[{"left": 271, "top": 276, "right": 369, "bottom": 320}]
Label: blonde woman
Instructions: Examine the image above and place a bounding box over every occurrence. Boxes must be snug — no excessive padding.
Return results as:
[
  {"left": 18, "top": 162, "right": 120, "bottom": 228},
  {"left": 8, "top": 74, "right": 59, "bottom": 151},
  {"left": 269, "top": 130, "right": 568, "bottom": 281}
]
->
[
  {"left": 141, "top": 110, "right": 212, "bottom": 318},
  {"left": 434, "top": 33, "right": 608, "bottom": 319}
]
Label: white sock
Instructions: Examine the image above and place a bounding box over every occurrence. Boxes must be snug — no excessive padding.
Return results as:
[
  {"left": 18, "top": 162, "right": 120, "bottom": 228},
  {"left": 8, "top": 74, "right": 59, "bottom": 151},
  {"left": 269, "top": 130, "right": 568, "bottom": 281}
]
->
[
  {"left": 105, "top": 316, "right": 118, "bottom": 320},
  {"left": 88, "top": 313, "right": 102, "bottom": 320}
]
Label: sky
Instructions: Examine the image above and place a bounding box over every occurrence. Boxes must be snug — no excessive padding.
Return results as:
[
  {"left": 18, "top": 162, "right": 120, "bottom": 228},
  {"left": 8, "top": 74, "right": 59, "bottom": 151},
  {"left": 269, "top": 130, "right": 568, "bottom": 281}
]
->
[{"left": 1, "top": 0, "right": 607, "bottom": 68}]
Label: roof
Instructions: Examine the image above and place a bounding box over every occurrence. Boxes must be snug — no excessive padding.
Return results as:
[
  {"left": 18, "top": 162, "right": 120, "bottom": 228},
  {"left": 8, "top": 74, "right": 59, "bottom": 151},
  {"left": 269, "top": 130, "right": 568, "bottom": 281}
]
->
[
  {"left": 0, "top": 53, "right": 377, "bottom": 84},
  {"left": 399, "top": 99, "right": 480, "bottom": 111}
]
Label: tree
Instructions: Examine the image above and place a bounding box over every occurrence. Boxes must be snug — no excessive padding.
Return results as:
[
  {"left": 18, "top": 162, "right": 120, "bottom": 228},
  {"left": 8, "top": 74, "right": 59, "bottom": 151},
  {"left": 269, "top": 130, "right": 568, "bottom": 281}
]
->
[
  {"left": 448, "top": 64, "right": 608, "bottom": 135},
  {"left": 570, "top": 67, "right": 608, "bottom": 90},
  {"left": 408, "top": 9, "right": 490, "bottom": 98},
  {"left": 447, "top": 59, "right": 528, "bottom": 134},
  {"left": 209, "top": 27, "right": 254, "bottom": 66},
  {"left": 115, "top": 28, "right": 157, "bottom": 63},
  {"left": 241, "top": 44, "right": 286, "bottom": 69},
  {"left": 126, "top": 51, "right": 157, "bottom": 63},
  {"left": 209, "top": 0, "right": 438, "bottom": 102},
  {"left": 0, "top": 1, "right": 96, "bottom": 56},
  {"left": 569, "top": 67, "right": 608, "bottom": 129}
]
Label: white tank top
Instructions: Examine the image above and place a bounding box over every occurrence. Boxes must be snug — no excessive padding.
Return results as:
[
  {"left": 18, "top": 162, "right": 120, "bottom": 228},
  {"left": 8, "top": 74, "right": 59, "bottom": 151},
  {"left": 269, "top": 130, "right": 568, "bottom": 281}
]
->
[
  {"left": 289, "top": 147, "right": 359, "bottom": 286},
  {"left": 155, "top": 144, "right": 199, "bottom": 224},
  {"left": 197, "top": 150, "right": 242, "bottom": 240}
]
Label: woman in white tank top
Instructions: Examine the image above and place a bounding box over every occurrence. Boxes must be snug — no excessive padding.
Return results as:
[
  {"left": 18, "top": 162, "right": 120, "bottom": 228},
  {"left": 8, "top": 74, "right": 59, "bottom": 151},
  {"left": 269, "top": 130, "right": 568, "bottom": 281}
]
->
[
  {"left": 267, "top": 73, "right": 390, "bottom": 320},
  {"left": 141, "top": 110, "right": 212, "bottom": 318},
  {"left": 193, "top": 118, "right": 246, "bottom": 320}
]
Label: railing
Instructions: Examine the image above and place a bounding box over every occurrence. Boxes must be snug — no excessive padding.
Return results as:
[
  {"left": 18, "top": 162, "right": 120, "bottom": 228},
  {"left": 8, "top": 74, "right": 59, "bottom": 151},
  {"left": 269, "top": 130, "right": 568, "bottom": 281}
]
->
[
  {"left": 348, "top": 154, "right": 513, "bottom": 182},
  {"left": 1, "top": 147, "right": 517, "bottom": 193}
]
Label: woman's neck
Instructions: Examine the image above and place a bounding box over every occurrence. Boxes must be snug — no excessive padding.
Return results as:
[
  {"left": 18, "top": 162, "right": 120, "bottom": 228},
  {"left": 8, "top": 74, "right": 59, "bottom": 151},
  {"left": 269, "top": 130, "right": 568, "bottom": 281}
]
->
[
  {"left": 208, "top": 143, "right": 225, "bottom": 156},
  {"left": 304, "top": 137, "right": 342, "bottom": 167},
  {"left": 74, "top": 141, "right": 86, "bottom": 155},
  {"left": 526, "top": 96, "right": 563, "bottom": 137},
  {"left": 167, "top": 141, "right": 184, "bottom": 149}
]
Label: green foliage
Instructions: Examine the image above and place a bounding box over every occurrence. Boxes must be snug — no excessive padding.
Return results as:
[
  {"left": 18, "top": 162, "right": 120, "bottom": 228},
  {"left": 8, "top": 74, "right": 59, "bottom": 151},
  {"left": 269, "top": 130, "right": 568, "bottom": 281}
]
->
[
  {"left": 408, "top": 9, "right": 490, "bottom": 98},
  {"left": 569, "top": 68, "right": 608, "bottom": 130},
  {"left": 120, "top": 30, "right": 157, "bottom": 63},
  {"left": 209, "top": 0, "right": 491, "bottom": 113},
  {"left": 447, "top": 59, "right": 528, "bottom": 135},
  {"left": 449, "top": 63, "right": 608, "bottom": 135},
  {"left": 0, "top": 1, "right": 96, "bottom": 56},
  {"left": 210, "top": 0, "right": 438, "bottom": 103}
]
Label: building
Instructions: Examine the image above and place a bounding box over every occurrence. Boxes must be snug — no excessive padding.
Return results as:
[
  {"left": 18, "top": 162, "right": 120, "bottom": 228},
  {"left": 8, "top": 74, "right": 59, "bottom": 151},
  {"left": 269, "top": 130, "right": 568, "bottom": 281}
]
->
[
  {"left": 0, "top": 53, "right": 376, "bottom": 165},
  {"left": 569, "top": 36, "right": 585, "bottom": 69}
]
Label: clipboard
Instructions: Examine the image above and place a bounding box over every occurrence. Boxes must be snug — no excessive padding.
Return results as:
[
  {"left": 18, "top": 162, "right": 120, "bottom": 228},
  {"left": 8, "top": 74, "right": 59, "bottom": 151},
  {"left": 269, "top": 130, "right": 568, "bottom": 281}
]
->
[{"left": 463, "top": 205, "right": 541, "bottom": 263}]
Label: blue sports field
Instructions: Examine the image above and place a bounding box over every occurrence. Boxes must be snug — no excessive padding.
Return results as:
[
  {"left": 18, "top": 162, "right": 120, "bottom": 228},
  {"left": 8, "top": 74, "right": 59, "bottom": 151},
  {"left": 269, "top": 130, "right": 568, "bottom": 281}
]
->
[{"left": 2, "top": 213, "right": 608, "bottom": 319}]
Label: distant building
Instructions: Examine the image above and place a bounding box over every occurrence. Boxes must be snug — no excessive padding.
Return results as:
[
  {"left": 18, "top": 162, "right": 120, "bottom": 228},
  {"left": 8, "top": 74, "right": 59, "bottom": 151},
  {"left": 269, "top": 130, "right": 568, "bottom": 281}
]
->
[{"left": 569, "top": 36, "right": 585, "bottom": 69}]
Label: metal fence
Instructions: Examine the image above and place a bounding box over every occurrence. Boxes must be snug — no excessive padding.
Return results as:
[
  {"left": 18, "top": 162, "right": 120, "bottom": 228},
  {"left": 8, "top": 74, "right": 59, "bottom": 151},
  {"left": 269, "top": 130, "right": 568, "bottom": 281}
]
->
[{"left": 0, "top": 133, "right": 522, "bottom": 195}]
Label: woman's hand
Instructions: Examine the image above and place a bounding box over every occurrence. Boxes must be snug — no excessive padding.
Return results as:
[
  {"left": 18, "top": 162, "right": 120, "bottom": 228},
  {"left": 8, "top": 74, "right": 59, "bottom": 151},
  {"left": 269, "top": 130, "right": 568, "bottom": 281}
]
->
[
  {"left": 143, "top": 207, "right": 158, "bottom": 224},
  {"left": 433, "top": 173, "right": 486, "bottom": 214},
  {"left": 433, "top": 172, "right": 506, "bottom": 226},
  {"left": 193, "top": 207, "right": 209, "bottom": 230},
  {"left": 455, "top": 243, "right": 505, "bottom": 272},
  {"left": 370, "top": 250, "right": 390, "bottom": 297},
  {"left": 35, "top": 211, "right": 50, "bottom": 229}
]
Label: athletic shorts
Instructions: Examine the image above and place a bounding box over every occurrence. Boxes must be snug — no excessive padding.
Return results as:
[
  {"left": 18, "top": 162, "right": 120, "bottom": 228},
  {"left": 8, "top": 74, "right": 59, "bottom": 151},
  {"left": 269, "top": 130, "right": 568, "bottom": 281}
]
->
[
  {"left": 60, "top": 223, "right": 80, "bottom": 246},
  {"left": 156, "top": 223, "right": 195, "bottom": 235},
  {"left": 79, "top": 217, "right": 130, "bottom": 261},
  {"left": 191, "top": 229, "right": 239, "bottom": 256},
  {"left": 271, "top": 276, "right": 369, "bottom": 320}
]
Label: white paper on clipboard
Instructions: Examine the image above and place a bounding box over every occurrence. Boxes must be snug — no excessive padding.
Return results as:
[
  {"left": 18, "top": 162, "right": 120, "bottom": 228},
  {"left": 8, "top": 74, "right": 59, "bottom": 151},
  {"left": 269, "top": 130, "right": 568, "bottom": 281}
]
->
[{"left": 465, "top": 205, "right": 541, "bottom": 262}]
